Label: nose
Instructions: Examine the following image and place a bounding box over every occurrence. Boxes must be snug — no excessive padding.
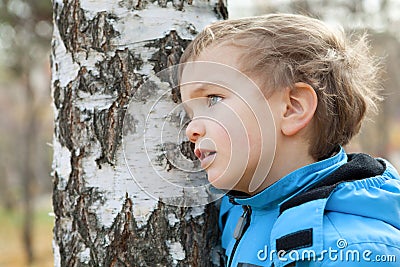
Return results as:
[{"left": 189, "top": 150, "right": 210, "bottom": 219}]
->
[{"left": 186, "top": 119, "right": 206, "bottom": 143}]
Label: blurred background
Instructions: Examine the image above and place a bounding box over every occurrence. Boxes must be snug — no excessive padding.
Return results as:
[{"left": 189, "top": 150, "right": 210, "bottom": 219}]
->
[
  {"left": 0, "top": 0, "right": 53, "bottom": 266},
  {"left": 0, "top": 0, "right": 399, "bottom": 266}
]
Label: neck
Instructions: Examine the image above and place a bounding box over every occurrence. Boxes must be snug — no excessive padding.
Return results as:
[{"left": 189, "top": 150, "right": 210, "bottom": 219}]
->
[{"left": 250, "top": 138, "right": 315, "bottom": 195}]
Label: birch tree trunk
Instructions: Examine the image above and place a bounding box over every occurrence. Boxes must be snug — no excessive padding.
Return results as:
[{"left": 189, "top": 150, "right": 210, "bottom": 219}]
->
[{"left": 51, "top": 0, "right": 228, "bottom": 266}]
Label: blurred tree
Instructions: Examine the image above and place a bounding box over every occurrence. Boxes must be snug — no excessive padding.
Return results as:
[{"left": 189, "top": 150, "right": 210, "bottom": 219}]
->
[
  {"left": 0, "top": 0, "right": 52, "bottom": 264},
  {"left": 51, "top": 0, "right": 226, "bottom": 266}
]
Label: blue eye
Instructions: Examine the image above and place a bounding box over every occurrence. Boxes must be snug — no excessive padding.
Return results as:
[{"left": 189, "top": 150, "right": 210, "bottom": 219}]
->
[{"left": 207, "top": 95, "right": 223, "bottom": 107}]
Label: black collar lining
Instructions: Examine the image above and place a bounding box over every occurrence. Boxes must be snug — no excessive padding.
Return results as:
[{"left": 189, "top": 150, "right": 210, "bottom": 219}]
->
[{"left": 279, "top": 153, "right": 386, "bottom": 215}]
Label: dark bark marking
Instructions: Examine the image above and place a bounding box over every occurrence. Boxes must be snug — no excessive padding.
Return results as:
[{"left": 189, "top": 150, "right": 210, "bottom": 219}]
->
[
  {"left": 128, "top": 0, "right": 190, "bottom": 10},
  {"left": 180, "top": 140, "right": 197, "bottom": 161},
  {"left": 74, "top": 49, "right": 143, "bottom": 166},
  {"left": 132, "top": 79, "right": 159, "bottom": 103},
  {"left": 146, "top": 30, "right": 191, "bottom": 103},
  {"left": 155, "top": 140, "right": 199, "bottom": 172},
  {"left": 58, "top": 82, "right": 75, "bottom": 150},
  {"left": 58, "top": 83, "right": 89, "bottom": 154},
  {"left": 214, "top": 0, "right": 228, "bottom": 20},
  {"left": 54, "top": 147, "right": 106, "bottom": 267},
  {"left": 58, "top": 0, "right": 119, "bottom": 56},
  {"left": 118, "top": 0, "right": 149, "bottom": 11},
  {"left": 155, "top": 143, "right": 176, "bottom": 172},
  {"left": 135, "top": 0, "right": 144, "bottom": 10},
  {"left": 94, "top": 102, "right": 126, "bottom": 166},
  {"left": 53, "top": 79, "right": 62, "bottom": 109},
  {"left": 173, "top": 0, "right": 185, "bottom": 11},
  {"left": 187, "top": 23, "right": 198, "bottom": 35},
  {"left": 99, "top": 49, "right": 144, "bottom": 96},
  {"left": 94, "top": 49, "right": 145, "bottom": 166},
  {"left": 55, "top": 47, "right": 144, "bottom": 171},
  {"left": 54, "top": 47, "right": 144, "bottom": 167},
  {"left": 179, "top": 204, "right": 221, "bottom": 266},
  {"left": 103, "top": 198, "right": 221, "bottom": 267},
  {"left": 158, "top": 0, "right": 168, "bottom": 8},
  {"left": 66, "top": 148, "right": 85, "bottom": 194},
  {"left": 147, "top": 30, "right": 191, "bottom": 74}
]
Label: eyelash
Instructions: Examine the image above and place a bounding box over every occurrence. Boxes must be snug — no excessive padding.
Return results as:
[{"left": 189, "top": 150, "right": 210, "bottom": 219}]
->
[
  {"left": 183, "top": 94, "right": 223, "bottom": 121},
  {"left": 207, "top": 95, "right": 223, "bottom": 107}
]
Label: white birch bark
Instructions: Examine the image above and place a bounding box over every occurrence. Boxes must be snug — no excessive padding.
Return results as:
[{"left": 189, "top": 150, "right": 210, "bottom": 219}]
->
[{"left": 51, "top": 0, "right": 228, "bottom": 266}]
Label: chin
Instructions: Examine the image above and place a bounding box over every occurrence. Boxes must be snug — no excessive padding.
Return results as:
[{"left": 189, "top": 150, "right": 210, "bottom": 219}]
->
[
  {"left": 206, "top": 171, "right": 224, "bottom": 189},
  {"left": 206, "top": 170, "right": 239, "bottom": 191}
]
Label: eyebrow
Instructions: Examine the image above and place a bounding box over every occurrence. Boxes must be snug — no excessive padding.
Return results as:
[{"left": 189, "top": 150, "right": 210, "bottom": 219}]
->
[{"left": 182, "top": 81, "right": 230, "bottom": 96}]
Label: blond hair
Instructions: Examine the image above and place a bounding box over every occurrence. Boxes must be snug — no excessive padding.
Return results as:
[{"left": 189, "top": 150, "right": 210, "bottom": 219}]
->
[{"left": 180, "top": 13, "right": 382, "bottom": 160}]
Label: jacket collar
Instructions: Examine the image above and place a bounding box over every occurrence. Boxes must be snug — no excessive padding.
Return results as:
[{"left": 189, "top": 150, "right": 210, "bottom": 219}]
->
[{"left": 230, "top": 147, "right": 348, "bottom": 210}]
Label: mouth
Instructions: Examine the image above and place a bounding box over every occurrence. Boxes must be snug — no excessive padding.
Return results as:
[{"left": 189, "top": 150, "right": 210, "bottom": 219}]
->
[{"left": 195, "top": 148, "right": 217, "bottom": 161}]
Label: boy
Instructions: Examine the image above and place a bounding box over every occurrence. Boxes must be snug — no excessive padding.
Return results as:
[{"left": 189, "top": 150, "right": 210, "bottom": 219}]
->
[{"left": 179, "top": 14, "right": 400, "bottom": 267}]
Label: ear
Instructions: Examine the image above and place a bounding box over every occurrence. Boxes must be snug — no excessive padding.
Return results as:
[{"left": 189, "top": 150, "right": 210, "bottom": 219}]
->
[{"left": 281, "top": 82, "right": 318, "bottom": 136}]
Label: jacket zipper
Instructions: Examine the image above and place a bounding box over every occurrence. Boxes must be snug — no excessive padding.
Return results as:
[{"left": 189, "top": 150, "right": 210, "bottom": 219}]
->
[{"left": 228, "top": 205, "right": 252, "bottom": 267}]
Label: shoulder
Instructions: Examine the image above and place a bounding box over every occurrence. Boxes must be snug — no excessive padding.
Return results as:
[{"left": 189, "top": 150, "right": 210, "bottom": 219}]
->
[
  {"left": 318, "top": 169, "right": 400, "bottom": 266},
  {"left": 319, "top": 210, "right": 400, "bottom": 266},
  {"left": 271, "top": 172, "right": 400, "bottom": 267},
  {"left": 290, "top": 209, "right": 400, "bottom": 267}
]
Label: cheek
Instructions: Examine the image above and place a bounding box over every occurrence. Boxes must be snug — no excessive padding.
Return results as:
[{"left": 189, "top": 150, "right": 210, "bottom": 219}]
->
[
  {"left": 209, "top": 103, "right": 255, "bottom": 162},
  {"left": 212, "top": 125, "right": 231, "bottom": 152}
]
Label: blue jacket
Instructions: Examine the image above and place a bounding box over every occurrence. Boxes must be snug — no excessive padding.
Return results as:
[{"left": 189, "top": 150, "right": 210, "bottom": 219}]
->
[{"left": 219, "top": 148, "right": 400, "bottom": 266}]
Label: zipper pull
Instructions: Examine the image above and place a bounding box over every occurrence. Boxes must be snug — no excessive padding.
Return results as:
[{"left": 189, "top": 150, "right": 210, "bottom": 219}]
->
[{"left": 233, "top": 206, "right": 249, "bottom": 240}]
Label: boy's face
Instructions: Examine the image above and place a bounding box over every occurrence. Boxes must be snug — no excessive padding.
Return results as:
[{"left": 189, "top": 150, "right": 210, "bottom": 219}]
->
[{"left": 180, "top": 44, "right": 277, "bottom": 194}]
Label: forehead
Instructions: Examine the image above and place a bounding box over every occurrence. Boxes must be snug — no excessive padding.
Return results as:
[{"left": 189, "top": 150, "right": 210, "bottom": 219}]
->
[
  {"left": 180, "top": 64, "right": 251, "bottom": 102},
  {"left": 192, "top": 43, "right": 242, "bottom": 65},
  {"left": 180, "top": 44, "right": 259, "bottom": 99}
]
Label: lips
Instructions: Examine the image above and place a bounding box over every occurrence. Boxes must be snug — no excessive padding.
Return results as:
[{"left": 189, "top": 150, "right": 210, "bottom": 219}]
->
[{"left": 195, "top": 148, "right": 216, "bottom": 160}]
